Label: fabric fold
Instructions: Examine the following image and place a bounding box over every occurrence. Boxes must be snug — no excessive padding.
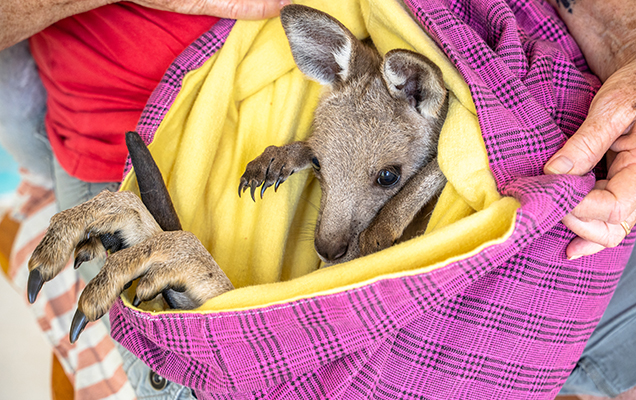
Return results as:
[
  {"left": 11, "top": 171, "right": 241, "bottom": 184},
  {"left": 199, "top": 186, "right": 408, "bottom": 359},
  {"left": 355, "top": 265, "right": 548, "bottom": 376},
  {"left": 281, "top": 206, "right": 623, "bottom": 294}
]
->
[{"left": 110, "top": 0, "right": 631, "bottom": 398}]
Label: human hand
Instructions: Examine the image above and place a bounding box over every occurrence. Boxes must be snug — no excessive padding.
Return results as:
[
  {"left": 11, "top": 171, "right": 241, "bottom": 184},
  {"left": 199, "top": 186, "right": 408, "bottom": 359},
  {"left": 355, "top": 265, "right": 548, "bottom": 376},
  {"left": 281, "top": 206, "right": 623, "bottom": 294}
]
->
[
  {"left": 130, "top": 0, "right": 290, "bottom": 20},
  {"left": 544, "top": 58, "right": 636, "bottom": 258},
  {"left": 543, "top": 0, "right": 636, "bottom": 258}
]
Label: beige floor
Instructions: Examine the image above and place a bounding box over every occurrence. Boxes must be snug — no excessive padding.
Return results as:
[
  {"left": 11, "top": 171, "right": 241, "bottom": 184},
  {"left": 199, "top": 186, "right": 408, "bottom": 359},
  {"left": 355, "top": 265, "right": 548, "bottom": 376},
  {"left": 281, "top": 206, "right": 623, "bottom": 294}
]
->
[{"left": 0, "top": 270, "right": 51, "bottom": 400}]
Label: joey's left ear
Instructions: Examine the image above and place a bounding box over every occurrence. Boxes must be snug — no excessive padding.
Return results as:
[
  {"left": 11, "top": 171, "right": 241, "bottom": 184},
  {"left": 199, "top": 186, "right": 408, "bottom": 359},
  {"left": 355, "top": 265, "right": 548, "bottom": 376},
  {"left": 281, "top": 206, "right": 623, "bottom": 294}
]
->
[
  {"left": 280, "top": 4, "right": 358, "bottom": 85},
  {"left": 382, "top": 50, "right": 447, "bottom": 119}
]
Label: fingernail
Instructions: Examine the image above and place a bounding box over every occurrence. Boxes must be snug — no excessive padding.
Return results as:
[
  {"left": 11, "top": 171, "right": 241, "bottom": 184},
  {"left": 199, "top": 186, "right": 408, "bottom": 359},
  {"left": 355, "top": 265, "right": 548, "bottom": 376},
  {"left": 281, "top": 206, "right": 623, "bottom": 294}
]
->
[
  {"left": 280, "top": 0, "right": 291, "bottom": 7},
  {"left": 568, "top": 254, "right": 583, "bottom": 260},
  {"left": 545, "top": 155, "right": 574, "bottom": 175}
]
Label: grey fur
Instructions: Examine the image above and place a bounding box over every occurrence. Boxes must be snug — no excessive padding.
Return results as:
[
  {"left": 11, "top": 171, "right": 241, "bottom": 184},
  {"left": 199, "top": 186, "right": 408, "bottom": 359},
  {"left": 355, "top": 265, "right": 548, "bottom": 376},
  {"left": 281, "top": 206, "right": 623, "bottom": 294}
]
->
[{"left": 240, "top": 5, "right": 448, "bottom": 264}]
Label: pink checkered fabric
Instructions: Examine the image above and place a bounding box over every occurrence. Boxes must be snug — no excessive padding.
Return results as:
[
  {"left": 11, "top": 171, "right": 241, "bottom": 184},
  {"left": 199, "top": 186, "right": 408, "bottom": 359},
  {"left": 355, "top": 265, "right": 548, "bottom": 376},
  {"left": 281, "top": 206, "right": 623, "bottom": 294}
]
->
[{"left": 111, "top": 0, "right": 633, "bottom": 398}]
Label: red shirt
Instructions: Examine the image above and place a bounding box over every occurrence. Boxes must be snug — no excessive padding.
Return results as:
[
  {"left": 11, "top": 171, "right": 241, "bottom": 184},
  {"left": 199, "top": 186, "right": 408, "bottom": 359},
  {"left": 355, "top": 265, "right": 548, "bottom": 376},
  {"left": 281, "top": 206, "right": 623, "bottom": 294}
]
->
[{"left": 30, "top": 3, "right": 219, "bottom": 182}]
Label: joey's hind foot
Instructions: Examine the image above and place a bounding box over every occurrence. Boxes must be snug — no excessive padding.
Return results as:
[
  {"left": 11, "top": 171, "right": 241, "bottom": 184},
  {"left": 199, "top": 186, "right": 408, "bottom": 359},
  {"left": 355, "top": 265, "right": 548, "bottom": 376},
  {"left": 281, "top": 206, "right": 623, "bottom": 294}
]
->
[
  {"left": 27, "top": 190, "right": 162, "bottom": 303},
  {"left": 71, "top": 230, "right": 233, "bottom": 342}
]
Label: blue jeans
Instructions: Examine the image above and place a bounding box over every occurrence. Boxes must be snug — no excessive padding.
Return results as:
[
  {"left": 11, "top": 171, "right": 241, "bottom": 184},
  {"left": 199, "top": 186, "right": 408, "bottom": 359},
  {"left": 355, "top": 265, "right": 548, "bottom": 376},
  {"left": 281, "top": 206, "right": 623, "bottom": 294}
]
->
[
  {"left": 0, "top": 41, "right": 51, "bottom": 182},
  {"left": 559, "top": 249, "right": 636, "bottom": 397},
  {"left": 0, "top": 41, "right": 196, "bottom": 400}
]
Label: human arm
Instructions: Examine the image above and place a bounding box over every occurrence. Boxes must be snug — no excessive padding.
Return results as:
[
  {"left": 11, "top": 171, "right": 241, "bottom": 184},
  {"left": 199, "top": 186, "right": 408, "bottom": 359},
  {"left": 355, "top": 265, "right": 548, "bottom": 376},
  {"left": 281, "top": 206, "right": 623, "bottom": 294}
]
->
[
  {"left": 0, "top": 0, "right": 287, "bottom": 51},
  {"left": 543, "top": 0, "right": 636, "bottom": 258}
]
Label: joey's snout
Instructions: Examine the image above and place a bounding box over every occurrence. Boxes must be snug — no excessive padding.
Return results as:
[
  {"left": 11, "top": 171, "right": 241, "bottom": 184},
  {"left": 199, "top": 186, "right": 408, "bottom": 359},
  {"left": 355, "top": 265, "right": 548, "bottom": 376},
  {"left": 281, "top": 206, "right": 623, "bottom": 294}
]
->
[{"left": 314, "top": 236, "right": 349, "bottom": 263}]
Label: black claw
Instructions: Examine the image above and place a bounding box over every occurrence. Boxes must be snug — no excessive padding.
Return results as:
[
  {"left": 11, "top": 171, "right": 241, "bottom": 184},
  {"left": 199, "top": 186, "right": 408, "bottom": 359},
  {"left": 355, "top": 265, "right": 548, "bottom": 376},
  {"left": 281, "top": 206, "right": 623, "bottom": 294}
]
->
[
  {"left": 74, "top": 252, "right": 91, "bottom": 270},
  {"left": 275, "top": 175, "right": 284, "bottom": 192},
  {"left": 69, "top": 309, "right": 88, "bottom": 344},
  {"left": 132, "top": 295, "right": 141, "bottom": 307},
  {"left": 238, "top": 182, "right": 243, "bottom": 198},
  {"left": 250, "top": 183, "right": 257, "bottom": 202},
  {"left": 27, "top": 268, "right": 44, "bottom": 304},
  {"left": 260, "top": 183, "right": 267, "bottom": 199}
]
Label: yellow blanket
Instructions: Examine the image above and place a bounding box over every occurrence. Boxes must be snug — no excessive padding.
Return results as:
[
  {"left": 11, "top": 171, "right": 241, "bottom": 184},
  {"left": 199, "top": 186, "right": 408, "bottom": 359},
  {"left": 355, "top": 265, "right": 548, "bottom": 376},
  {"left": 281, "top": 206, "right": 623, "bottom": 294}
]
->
[{"left": 120, "top": 0, "right": 519, "bottom": 312}]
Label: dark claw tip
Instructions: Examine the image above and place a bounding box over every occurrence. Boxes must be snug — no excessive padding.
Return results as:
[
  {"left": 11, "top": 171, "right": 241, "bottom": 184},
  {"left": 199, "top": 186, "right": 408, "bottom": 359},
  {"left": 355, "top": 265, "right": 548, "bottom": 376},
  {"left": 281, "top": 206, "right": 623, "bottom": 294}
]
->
[
  {"left": 250, "top": 185, "right": 257, "bottom": 202},
  {"left": 69, "top": 309, "right": 88, "bottom": 344},
  {"left": 74, "top": 256, "right": 84, "bottom": 270},
  {"left": 132, "top": 295, "right": 141, "bottom": 307},
  {"left": 27, "top": 269, "right": 44, "bottom": 304}
]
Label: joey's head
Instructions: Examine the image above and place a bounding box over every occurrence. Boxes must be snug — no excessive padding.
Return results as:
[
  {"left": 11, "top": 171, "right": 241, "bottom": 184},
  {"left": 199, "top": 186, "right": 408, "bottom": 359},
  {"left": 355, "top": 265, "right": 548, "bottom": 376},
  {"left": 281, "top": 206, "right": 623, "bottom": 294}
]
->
[{"left": 281, "top": 5, "right": 447, "bottom": 264}]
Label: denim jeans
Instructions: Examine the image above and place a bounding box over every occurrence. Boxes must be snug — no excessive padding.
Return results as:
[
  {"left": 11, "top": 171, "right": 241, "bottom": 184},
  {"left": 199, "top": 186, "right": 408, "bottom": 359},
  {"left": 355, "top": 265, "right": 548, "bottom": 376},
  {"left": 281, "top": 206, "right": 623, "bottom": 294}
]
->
[
  {"left": 0, "top": 41, "right": 51, "bottom": 182},
  {"left": 559, "top": 250, "right": 636, "bottom": 397},
  {"left": 0, "top": 41, "right": 196, "bottom": 400}
]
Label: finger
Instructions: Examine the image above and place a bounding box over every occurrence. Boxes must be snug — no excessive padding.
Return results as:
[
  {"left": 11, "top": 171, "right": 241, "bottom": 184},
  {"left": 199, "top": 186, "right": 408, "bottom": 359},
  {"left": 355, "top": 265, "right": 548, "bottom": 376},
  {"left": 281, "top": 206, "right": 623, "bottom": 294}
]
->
[
  {"left": 570, "top": 163, "right": 636, "bottom": 223},
  {"left": 609, "top": 121, "right": 636, "bottom": 152},
  {"left": 565, "top": 237, "right": 607, "bottom": 259},
  {"left": 544, "top": 70, "right": 636, "bottom": 176},
  {"left": 607, "top": 148, "right": 636, "bottom": 180},
  {"left": 562, "top": 214, "right": 622, "bottom": 248},
  {"left": 199, "top": 0, "right": 288, "bottom": 19},
  {"left": 563, "top": 207, "right": 636, "bottom": 258},
  {"left": 207, "top": 0, "right": 289, "bottom": 20},
  {"left": 139, "top": 0, "right": 289, "bottom": 19}
]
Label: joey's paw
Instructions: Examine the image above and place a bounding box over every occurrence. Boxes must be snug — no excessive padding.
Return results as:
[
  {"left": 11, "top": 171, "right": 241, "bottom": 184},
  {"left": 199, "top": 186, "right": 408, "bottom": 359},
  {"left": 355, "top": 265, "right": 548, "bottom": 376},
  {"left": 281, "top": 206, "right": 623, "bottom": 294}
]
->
[
  {"left": 239, "top": 146, "right": 297, "bottom": 201},
  {"left": 27, "top": 190, "right": 162, "bottom": 304},
  {"left": 239, "top": 143, "right": 312, "bottom": 201},
  {"left": 71, "top": 231, "right": 233, "bottom": 342},
  {"left": 359, "top": 222, "right": 399, "bottom": 257}
]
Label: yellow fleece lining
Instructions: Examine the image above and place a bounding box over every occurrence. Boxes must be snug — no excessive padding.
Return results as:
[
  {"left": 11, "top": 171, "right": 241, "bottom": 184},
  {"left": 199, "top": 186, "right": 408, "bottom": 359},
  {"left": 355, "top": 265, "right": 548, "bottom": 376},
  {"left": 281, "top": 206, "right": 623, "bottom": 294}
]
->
[{"left": 120, "top": 0, "right": 520, "bottom": 314}]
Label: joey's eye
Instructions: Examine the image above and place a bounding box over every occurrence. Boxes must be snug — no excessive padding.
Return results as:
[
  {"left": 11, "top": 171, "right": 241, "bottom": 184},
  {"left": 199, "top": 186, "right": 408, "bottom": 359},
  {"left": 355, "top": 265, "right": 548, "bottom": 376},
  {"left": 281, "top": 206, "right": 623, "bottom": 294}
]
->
[
  {"left": 311, "top": 156, "right": 321, "bottom": 171},
  {"left": 377, "top": 167, "right": 401, "bottom": 187}
]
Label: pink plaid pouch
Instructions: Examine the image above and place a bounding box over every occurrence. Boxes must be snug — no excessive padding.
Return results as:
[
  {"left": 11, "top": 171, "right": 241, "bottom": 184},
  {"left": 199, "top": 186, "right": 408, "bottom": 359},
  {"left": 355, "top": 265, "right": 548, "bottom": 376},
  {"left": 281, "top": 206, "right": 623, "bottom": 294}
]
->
[{"left": 111, "top": 0, "right": 631, "bottom": 398}]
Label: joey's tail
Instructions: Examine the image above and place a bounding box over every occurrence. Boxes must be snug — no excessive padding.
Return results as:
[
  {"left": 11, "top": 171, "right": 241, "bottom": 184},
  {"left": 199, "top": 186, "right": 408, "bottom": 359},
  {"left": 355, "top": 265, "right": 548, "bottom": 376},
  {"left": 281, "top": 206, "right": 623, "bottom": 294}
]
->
[{"left": 125, "top": 131, "right": 182, "bottom": 231}]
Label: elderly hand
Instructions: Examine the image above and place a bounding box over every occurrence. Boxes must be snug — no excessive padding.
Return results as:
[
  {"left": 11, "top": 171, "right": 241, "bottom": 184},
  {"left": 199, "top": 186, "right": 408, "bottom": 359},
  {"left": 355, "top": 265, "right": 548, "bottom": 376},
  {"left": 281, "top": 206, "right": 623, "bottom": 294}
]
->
[
  {"left": 544, "top": 0, "right": 636, "bottom": 259},
  {"left": 131, "top": 0, "right": 289, "bottom": 20},
  {"left": 1, "top": 0, "right": 287, "bottom": 51}
]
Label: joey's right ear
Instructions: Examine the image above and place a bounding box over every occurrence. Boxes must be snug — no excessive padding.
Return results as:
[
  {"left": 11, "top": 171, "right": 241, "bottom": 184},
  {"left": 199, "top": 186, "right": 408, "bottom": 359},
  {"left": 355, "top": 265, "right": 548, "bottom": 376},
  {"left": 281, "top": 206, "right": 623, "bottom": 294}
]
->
[
  {"left": 280, "top": 5, "right": 357, "bottom": 85},
  {"left": 382, "top": 50, "right": 447, "bottom": 120}
]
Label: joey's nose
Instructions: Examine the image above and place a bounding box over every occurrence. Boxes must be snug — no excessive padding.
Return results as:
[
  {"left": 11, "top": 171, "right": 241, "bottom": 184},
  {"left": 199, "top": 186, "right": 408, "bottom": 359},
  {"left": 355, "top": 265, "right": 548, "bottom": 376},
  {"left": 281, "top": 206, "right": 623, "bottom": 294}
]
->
[{"left": 315, "top": 240, "right": 349, "bottom": 263}]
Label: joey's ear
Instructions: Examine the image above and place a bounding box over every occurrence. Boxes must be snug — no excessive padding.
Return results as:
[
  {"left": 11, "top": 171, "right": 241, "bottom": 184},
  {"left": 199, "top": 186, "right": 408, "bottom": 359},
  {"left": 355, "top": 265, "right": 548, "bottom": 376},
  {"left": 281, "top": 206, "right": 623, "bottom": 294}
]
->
[
  {"left": 280, "top": 5, "right": 357, "bottom": 85},
  {"left": 382, "top": 50, "right": 447, "bottom": 119}
]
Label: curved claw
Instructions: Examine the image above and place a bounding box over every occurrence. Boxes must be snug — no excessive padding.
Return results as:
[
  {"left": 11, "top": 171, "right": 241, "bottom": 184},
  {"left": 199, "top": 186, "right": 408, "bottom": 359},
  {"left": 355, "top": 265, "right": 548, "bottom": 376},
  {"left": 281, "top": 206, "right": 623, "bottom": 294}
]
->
[
  {"left": 250, "top": 181, "right": 257, "bottom": 202},
  {"left": 261, "top": 181, "right": 274, "bottom": 199},
  {"left": 132, "top": 294, "right": 141, "bottom": 307},
  {"left": 27, "top": 268, "right": 44, "bottom": 304},
  {"left": 69, "top": 309, "right": 88, "bottom": 344},
  {"left": 275, "top": 175, "right": 284, "bottom": 192},
  {"left": 74, "top": 253, "right": 90, "bottom": 270}
]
